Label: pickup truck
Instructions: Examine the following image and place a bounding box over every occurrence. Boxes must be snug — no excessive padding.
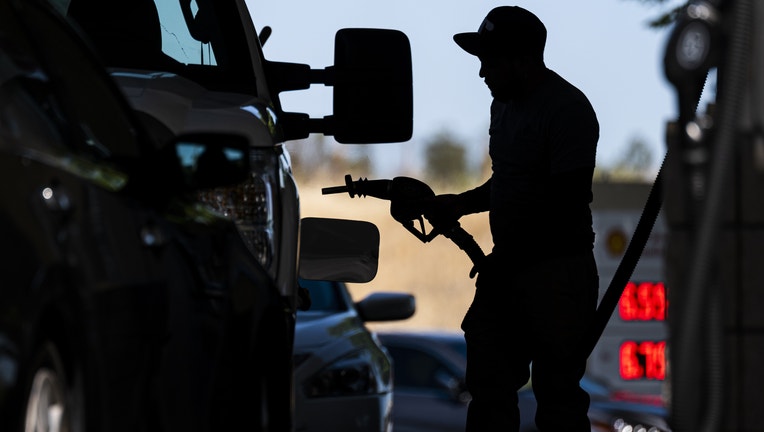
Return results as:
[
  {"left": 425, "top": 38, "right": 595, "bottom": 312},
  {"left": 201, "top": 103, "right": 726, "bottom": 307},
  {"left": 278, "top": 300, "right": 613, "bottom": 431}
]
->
[{"left": 56, "top": 0, "right": 413, "bottom": 430}]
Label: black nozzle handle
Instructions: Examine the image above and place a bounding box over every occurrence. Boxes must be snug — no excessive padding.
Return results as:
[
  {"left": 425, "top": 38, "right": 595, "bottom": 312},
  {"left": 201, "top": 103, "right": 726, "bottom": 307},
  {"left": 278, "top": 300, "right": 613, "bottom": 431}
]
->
[
  {"left": 321, "top": 185, "right": 349, "bottom": 195},
  {"left": 322, "top": 174, "right": 355, "bottom": 196}
]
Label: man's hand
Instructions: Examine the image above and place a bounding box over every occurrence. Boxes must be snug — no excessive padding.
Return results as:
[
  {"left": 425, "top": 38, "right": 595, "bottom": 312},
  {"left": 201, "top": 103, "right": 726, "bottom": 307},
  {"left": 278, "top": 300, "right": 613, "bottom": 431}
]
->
[{"left": 421, "top": 194, "right": 463, "bottom": 229}]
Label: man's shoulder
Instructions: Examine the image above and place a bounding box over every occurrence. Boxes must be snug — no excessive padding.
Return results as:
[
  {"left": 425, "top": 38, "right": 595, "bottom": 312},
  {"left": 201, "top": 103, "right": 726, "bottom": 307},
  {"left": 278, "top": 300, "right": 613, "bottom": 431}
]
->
[
  {"left": 545, "top": 70, "right": 590, "bottom": 100},
  {"left": 541, "top": 71, "right": 597, "bottom": 116}
]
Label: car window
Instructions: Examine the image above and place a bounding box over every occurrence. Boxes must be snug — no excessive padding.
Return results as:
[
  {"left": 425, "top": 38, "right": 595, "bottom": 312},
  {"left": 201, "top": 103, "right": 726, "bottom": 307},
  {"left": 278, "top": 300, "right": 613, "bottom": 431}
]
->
[
  {"left": 444, "top": 337, "right": 468, "bottom": 359},
  {"left": 297, "top": 279, "right": 346, "bottom": 313},
  {"left": 1, "top": 0, "right": 144, "bottom": 164},
  {"left": 60, "top": 0, "right": 258, "bottom": 95},
  {"left": 386, "top": 345, "right": 454, "bottom": 391},
  {"left": 156, "top": 2, "right": 219, "bottom": 66}
]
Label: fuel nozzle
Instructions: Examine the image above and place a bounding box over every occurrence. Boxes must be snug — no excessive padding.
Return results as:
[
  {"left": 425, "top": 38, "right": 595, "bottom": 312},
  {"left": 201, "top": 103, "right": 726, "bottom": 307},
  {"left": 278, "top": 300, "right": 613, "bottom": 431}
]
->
[{"left": 322, "top": 174, "right": 393, "bottom": 199}]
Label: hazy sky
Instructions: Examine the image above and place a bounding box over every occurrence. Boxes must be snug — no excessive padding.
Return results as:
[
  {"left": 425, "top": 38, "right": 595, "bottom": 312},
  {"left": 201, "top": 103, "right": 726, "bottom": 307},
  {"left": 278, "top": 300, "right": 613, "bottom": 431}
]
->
[{"left": 247, "top": 0, "right": 685, "bottom": 178}]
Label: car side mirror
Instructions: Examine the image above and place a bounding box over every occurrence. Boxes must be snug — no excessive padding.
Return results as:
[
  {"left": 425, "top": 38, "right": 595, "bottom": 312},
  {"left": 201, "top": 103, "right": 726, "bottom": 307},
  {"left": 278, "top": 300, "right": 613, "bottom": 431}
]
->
[{"left": 298, "top": 217, "right": 379, "bottom": 283}]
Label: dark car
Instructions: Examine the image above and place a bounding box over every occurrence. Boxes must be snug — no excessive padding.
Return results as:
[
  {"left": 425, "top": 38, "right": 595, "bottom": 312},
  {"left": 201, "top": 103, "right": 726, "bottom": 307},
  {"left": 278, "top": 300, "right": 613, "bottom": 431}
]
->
[
  {"left": 0, "top": 0, "right": 292, "bottom": 430},
  {"left": 293, "top": 279, "right": 415, "bottom": 432},
  {"left": 377, "top": 330, "right": 671, "bottom": 432}
]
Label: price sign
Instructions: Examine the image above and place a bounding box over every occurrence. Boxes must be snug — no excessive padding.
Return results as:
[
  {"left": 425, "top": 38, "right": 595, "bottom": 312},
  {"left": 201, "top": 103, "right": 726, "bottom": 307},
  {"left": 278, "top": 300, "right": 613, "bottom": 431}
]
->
[
  {"left": 619, "top": 281, "right": 667, "bottom": 321},
  {"left": 619, "top": 340, "right": 666, "bottom": 380}
]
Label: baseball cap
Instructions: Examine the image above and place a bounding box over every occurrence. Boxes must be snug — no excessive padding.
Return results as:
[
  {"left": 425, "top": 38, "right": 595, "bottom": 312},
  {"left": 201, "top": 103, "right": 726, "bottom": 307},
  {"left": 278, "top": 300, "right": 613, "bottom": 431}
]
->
[{"left": 453, "top": 6, "right": 546, "bottom": 59}]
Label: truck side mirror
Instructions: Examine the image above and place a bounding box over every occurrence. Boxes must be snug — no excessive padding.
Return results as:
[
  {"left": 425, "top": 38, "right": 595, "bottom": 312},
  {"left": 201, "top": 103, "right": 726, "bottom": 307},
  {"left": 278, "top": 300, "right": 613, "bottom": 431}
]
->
[
  {"left": 267, "top": 28, "right": 413, "bottom": 144},
  {"left": 332, "top": 28, "right": 413, "bottom": 144}
]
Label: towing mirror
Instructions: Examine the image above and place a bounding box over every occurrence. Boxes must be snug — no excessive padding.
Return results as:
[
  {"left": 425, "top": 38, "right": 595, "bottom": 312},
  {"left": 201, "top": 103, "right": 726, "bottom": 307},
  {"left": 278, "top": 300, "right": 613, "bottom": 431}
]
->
[
  {"left": 267, "top": 28, "right": 413, "bottom": 144},
  {"left": 332, "top": 28, "right": 413, "bottom": 144}
]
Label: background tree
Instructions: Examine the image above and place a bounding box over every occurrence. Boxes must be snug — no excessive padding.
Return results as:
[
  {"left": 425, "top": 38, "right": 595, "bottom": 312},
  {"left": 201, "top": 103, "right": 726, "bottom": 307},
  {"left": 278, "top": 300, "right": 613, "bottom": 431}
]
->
[
  {"left": 287, "top": 135, "right": 369, "bottom": 182},
  {"left": 423, "top": 130, "right": 470, "bottom": 188},
  {"left": 627, "top": 0, "right": 687, "bottom": 28},
  {"left": 615, "top": 135, "right": 654, "bottom": 173},
  {"left": 594, "top": 135, "right": 656, "bottom": 182}
]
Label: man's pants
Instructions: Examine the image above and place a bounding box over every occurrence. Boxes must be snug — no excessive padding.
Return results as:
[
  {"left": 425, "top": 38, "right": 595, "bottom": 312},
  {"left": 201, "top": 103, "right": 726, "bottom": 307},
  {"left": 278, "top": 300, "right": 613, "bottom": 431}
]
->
[{"left": 461, "top": 251, "right": 599, "bottom": 431}]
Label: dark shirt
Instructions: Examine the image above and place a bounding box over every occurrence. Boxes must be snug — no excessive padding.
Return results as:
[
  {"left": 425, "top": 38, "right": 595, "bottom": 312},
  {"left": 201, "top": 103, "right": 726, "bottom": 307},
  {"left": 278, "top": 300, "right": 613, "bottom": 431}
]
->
[{"left": 461, "top": 69, "right": 599, "bottom": 261}]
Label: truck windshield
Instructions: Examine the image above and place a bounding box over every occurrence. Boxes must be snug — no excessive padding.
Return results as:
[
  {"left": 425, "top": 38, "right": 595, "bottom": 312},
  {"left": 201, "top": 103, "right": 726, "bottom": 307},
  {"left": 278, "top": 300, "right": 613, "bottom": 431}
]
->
[{"left": 61, "top": 0, "right": 258, "bottom": 95}]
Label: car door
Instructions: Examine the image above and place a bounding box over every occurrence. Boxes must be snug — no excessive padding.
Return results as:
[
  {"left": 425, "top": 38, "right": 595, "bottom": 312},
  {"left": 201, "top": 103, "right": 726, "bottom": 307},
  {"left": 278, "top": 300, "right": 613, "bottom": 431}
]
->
[{"left": 0, "top": 2, "right": 207, "bottom": 430}]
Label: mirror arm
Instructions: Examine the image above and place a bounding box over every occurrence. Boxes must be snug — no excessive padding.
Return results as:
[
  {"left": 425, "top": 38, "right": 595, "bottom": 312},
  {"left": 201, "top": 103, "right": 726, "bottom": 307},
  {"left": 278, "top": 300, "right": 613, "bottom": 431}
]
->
[{"left": 265, "top": 61, "right": 336, "bottom": 94}]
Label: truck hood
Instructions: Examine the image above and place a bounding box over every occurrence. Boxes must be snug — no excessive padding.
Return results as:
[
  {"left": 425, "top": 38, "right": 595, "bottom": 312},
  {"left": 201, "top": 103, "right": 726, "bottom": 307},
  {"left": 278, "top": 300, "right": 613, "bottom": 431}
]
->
[{"left": 110, "top": 69, "right": 278, "bottom": 148}]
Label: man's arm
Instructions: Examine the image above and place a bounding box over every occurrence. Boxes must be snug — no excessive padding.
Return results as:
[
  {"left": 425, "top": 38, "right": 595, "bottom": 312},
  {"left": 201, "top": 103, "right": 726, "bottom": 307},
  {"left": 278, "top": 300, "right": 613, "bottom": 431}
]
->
[
  {"left": 423, "top": 178, "right": 492, "bottom": 225},
  {"left": 456, "top": 178, "right": 492, "bottom": 215}
]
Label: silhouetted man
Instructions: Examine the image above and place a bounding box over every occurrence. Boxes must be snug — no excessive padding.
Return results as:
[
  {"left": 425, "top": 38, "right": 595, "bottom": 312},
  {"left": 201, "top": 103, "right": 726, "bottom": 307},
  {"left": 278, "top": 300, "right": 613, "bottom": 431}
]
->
[{"left": 423, "top": 6, "right": 600, "bottom": 431}]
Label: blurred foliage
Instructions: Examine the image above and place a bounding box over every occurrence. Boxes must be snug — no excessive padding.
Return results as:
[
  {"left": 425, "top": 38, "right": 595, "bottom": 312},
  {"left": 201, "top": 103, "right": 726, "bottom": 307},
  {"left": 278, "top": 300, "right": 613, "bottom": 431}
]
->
[
  {"left": 616, "top": 136, "right": 654, "bottom": 172},
  {"left": 423, "top": 131, "right": 471, "bottom": 188},
  {"left": 594, "top": 136, "right": 657, "bottom": 182},
  {"left": 288, "top": 135, "right": 371, "bottom": 181},
  {"left": 289, "top": 128, "right": 657, "bottom": 187},
  {"left": 626, "top": 0, "right": 688, "bottom": 29}
]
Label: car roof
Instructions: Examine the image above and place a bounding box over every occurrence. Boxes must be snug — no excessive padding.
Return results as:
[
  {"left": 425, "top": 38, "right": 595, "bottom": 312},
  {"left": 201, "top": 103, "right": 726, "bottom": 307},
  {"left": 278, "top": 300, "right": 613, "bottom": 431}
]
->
[
  {"left": 376, "top": 330, "right": 467, "bottom": 360},
  {"left": 376, "top": 329, "right": 464, "bottom": 341},
  {"left": 375, "top": 330, "right": 466, "bottom": 348}
]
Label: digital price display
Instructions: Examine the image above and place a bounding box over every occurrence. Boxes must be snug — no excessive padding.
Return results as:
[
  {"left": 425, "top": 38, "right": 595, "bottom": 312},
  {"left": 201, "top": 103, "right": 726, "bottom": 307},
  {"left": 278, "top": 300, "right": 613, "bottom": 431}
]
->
[
  {"left": 617, "top": 281, "right": 667, "bottom": 381},
  {"left": 619, "top": 281, "right": 667, "bottom": 321},
  {"left": 619, "top": 340, "right": 666, "bottom": 380}
]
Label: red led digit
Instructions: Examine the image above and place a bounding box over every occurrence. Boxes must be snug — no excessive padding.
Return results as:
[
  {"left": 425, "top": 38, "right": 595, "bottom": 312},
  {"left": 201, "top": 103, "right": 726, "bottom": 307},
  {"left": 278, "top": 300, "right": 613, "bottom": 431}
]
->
[
  {"left": 619, "top": 282, "right": 638, "bottom": 321},
  {"left": 637, "top": 341, "right": 654, "bottom": 377},
  {"left": 645, "top": 341, "right": 666, "bottom": 380},
  {"left": 654, "top": 282, "right": 667, "bottom": 321},
  {"left": 637, "top": 282, "right": 653, "bottom": 320},
  {"left": 619, "top": 341, "right": 643, "bottom": 380}
]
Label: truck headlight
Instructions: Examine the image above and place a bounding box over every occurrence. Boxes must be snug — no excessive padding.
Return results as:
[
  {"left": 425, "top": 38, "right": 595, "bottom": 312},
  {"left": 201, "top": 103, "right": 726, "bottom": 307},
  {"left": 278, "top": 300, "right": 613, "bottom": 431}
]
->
[{"left": 197, "top": 147, "right": 279, "bottom": 275}]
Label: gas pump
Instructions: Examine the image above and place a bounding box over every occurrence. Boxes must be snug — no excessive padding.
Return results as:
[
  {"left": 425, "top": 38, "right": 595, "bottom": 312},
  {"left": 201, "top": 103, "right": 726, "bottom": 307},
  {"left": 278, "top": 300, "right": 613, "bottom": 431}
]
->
[{"left": 662, "top": 0, "right": 763, "bottom": 430}]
